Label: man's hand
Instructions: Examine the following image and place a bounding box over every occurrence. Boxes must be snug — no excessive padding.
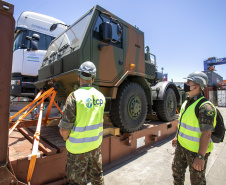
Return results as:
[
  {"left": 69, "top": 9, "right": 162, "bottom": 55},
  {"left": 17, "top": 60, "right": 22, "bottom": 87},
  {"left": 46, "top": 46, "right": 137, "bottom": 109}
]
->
[
  {"left": 172, "top": 136, "right": 177, "bottom": 147},
  {"left": 193, "top": 130, "right": 211, "bottom": 171},
  {"left": 193, "top": 157, "right": 205, "bottom": 171},
  {"left": 59, "top": 128, "right": 71, "bottom": 141}
]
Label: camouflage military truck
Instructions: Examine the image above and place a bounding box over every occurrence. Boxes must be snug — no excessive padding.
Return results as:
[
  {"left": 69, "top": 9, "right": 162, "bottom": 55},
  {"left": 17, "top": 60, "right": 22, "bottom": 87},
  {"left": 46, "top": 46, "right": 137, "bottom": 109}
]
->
[{"left": 35, "top": 5, "right": 182, "bottom": 132}]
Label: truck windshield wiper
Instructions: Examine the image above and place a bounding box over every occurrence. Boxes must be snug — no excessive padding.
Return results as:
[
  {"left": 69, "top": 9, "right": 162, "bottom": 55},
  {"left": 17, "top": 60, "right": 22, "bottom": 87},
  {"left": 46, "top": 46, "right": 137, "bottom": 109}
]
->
[
  {"left": 43, "top": 56, "right": 49, "bottom": 61},
  {"left": 50, "top": 51, "right": 57, "bottom": 58},
  {"left": 58, "top": 43, "right": 69, "bottom": 52}
]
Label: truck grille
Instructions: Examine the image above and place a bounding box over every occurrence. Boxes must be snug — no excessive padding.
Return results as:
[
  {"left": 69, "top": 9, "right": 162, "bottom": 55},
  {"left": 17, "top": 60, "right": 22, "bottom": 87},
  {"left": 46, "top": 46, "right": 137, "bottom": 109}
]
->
[{"left": 145, "top": 63, "right": 155, "bottom": 77}]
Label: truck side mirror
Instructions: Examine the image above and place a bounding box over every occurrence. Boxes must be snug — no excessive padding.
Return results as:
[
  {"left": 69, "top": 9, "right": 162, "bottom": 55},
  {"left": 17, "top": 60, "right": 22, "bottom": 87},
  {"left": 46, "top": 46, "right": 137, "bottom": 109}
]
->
[
  {"left": 117, "top": 23, "right": 122, "bottom": 36},
  {"left": 99, "top": 22, "right": 112, "bottom": 42},
  {"left": 145, "top": 53, "right": 150, "bottom": 61},
  {"left": 30, "top": 34, "right": 40, "bottom": 50},
  {"left": 50, "top": 23, "right": 58, "bottom": 32},
  {"left": 156, "top": 71, "right": 164, "bottom": 81}
]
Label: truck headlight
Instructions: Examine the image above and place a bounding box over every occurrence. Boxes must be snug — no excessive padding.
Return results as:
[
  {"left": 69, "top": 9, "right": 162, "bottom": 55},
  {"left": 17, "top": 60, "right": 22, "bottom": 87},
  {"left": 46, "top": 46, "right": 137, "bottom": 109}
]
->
[{"left": 11, "top": 80, "right": 20, "bottom": 85}]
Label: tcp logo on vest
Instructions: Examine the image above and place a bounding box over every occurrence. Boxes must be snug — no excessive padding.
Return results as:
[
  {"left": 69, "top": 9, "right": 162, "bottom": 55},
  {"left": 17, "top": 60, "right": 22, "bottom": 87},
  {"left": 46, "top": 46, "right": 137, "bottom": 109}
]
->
[
  {"left": 86, "top": 98, "right": 93, "bottom": 108},
  {"left": 85, "top": 98, "right": 103, "bottom": 108}
]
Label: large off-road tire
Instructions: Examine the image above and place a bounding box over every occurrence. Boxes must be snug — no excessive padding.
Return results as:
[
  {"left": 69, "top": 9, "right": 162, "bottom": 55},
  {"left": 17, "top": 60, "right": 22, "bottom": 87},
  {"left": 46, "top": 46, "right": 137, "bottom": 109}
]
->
[
  {"left": 154, "top": 88, "right": 177, "bottom": 122},
  {"left": 110, "top": 83, "right": 147, "bottom": 132}
]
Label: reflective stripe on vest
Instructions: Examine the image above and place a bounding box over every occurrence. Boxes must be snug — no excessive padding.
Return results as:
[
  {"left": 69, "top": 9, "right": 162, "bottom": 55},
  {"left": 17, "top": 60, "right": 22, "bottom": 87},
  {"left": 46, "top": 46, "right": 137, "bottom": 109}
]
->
[
  {"left": 178, "top": 131, "right": 200, "bottom": 142},
  {"left": 178, "top": 123, "right": 212, "bottom": 143},
  {"left": 180, "top": 121, "right": 202, "bottom": 133},
  {"left": 66, "top": 87, "right": 106, "bottom": 154},
  {"left": 178, "top": 97, "right": 216, "bottom": 153},
  {"left": 72, "top": 122, "right": 103, "bottom": 132},
  {"left": 69, "top": 131, "right": 103, "bottom": 143}
]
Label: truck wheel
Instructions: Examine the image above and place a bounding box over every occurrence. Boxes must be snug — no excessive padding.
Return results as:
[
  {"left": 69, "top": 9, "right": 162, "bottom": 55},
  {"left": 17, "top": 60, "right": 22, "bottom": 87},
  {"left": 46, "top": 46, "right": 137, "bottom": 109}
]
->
[
  {"left": 154, "top": 88, "right": 177, "bottom": 122},
  {"left": 110, "top": 83, "right": 147, "bottom": 132}
]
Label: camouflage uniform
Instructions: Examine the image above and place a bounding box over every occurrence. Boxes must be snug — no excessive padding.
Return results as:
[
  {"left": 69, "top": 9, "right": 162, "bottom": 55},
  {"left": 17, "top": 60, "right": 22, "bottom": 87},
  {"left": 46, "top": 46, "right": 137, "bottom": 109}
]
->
[
  {"left": 66, "top": 146, "right": 104, "bottom": 185},
  {"left": 172, "top": 142, "right": 210, "bottom": 185},
  {"left": 58, "top": 84, "right": 104, "bottom": 185},
  {"left": 172, "top": 93, "right": 215, "bottom": 185}
]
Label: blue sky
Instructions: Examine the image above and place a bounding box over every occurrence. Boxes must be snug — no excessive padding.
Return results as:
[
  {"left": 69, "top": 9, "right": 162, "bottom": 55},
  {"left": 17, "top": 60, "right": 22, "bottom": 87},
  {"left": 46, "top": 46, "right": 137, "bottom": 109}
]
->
[{"left": 7, "top": 0, "right": 226, "bottom": 82}]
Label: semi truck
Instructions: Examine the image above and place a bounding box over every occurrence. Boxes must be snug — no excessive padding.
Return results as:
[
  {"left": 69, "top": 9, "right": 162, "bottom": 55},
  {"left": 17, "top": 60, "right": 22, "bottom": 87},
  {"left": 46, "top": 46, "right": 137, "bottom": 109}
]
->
[
  {"left": 11, "top": 11, "right": 67, "bottom": 98},
  {"left": 35, "top": 5, "right": 183, "bottom": 132}
]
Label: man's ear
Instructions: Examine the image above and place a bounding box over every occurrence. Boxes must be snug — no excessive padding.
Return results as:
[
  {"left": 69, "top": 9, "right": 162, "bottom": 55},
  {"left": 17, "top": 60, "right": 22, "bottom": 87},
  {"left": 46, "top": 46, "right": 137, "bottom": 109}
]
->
[
  {"left": 195, "top": 85, "right": 202, "bottom": 92},
  {"left": 92, "top": 77, "right": 94, "bottom": 83}
]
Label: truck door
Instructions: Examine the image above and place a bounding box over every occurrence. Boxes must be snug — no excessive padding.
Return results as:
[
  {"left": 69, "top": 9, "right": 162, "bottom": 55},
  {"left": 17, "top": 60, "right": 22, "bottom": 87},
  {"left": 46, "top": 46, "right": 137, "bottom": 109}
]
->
[
  {"left": 23, "top": 50, "right": 46, "bottom": 76},
  {"left": 92, "top": 15, "right": 123, "bottom": 85},
  {"left": 22, "top": 31, "right": 54, "bottom": 76}
]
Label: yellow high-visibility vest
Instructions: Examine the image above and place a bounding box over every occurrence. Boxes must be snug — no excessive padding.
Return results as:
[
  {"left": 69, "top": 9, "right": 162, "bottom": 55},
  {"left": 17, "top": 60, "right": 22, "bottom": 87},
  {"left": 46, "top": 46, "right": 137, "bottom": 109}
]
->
[
  {"left": 178, "top": 97, "right": 216, "bottom": 153},
  {"left": 66, "top": 86, "right": 106, "bottom": 154}
]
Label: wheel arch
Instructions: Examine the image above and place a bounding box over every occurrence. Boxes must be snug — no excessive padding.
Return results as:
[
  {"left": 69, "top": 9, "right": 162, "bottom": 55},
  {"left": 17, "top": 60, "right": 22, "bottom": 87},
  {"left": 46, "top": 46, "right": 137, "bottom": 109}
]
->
[{"left": 151, "top": 81, "right": 181, "bottom": 104}]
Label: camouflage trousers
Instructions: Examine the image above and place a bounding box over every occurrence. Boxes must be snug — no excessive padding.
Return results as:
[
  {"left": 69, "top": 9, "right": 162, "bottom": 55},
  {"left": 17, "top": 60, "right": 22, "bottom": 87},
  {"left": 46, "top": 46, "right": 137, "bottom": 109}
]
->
[
  {"left": 172, "top": 143, "right": 210, "bottom": 185},
  {"left": 66, "top": 146, "right": 104, "bottom": 185}
]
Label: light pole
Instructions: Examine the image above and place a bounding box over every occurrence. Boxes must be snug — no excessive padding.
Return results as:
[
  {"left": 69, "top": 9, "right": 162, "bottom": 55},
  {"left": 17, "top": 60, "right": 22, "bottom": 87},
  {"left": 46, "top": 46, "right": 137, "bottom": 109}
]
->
[{"left": 161, "top": 67, "right": 165, "bottom": 81}]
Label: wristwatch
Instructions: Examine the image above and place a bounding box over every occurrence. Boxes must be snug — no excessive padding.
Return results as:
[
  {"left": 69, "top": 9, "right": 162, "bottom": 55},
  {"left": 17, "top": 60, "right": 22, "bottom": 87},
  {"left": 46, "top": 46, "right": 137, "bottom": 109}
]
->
[{"left": 197, "top": 153, "right": 204, "bottom": 160}]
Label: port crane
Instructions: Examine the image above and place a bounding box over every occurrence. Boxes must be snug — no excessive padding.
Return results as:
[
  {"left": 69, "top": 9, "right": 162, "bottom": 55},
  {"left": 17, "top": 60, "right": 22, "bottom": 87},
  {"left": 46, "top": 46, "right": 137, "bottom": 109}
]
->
[{"left": 204, "top": 57, "right": 226, "bottom": 71}]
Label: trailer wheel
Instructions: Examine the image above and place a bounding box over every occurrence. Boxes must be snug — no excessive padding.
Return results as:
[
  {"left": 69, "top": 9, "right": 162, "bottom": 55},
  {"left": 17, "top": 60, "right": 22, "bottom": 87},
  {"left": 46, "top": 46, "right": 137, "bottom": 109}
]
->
[
  {"left": 110, "top": 83, "right": 147, "bottom": 132},
  {"left": 154, "top": 88, "right": 177, "bottom": 122}
]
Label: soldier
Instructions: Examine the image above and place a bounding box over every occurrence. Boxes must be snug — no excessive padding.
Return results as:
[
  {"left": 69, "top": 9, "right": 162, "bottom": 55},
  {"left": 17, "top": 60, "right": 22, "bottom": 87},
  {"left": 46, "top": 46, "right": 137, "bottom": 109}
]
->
[
  {"left": 58, "top": 61, "right": 106, "bottom": 185},
  {"left": 171, "top": 71, "right": 217, "bottom": 185}
]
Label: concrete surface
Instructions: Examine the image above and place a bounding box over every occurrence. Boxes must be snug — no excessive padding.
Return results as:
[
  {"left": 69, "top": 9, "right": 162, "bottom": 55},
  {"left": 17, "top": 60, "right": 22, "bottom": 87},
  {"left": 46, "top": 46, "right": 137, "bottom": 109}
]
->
[{"left": 100, "top": 107, "right": 226, "bottom": 185}]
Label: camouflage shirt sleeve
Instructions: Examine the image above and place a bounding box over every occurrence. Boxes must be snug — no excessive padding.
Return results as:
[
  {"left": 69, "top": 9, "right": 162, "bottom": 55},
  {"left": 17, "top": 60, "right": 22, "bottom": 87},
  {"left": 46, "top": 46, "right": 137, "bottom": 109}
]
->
[
  {"left": 198, "top": 102, "right": 215, "bottom": 132},
  {"left": 58, "top": 93, "right": 76, "bottom": 130}
]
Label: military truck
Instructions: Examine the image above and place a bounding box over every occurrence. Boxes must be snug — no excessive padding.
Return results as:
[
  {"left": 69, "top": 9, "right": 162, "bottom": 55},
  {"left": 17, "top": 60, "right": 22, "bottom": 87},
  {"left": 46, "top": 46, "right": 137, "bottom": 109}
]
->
[{"left": 35, "top": 5, "right": 182, "bottom": 132}]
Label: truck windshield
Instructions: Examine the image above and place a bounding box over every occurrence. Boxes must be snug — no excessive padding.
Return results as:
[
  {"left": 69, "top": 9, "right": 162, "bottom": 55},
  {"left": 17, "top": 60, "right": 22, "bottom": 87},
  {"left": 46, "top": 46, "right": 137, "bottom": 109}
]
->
[
  {"left": 14, "top": 30, "right": 26, "bottom": 51},
  {"left": 43, "top": 9, "right": 93, "bottom": 63},
  {"left": 14, "top": 29, "right": 55, "bottom": 51}
]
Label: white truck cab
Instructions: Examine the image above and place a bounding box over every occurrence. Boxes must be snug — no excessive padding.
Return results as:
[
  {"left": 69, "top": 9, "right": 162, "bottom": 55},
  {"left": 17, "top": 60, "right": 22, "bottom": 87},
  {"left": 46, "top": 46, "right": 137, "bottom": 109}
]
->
[{"left": 11, "top": 11, "right": 67, "bottom": 98}]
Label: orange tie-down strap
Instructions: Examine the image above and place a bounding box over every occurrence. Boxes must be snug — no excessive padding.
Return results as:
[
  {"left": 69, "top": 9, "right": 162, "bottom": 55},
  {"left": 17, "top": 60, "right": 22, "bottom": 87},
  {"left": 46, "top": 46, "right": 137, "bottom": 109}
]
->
[
  {"left": 27, "top": 99, "right": 44, "bottom": 183},
  {"left": 9, "top": 88, "right": 53, "bottom": 135},
  {"left": 9, "top": 88, "right": 63, "bottom": 135},
  {"left": 27, "top": 154, "right": 38, "bottom": 183},
  {"left": 9, "top": 88, "right": 53, "bottom": 122},
  {"left": 27, "top": 129, "right": 42, "bottom": 183}
]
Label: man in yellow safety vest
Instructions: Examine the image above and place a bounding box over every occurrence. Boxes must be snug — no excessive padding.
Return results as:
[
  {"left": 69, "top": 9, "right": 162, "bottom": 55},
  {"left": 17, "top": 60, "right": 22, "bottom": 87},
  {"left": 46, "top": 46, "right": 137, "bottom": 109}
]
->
[
  {"left": 172, "top": 71, "right": 217, "bottom": 185},
  {"left": 59, "top": 61, "right": 106, "bottom": 185}
]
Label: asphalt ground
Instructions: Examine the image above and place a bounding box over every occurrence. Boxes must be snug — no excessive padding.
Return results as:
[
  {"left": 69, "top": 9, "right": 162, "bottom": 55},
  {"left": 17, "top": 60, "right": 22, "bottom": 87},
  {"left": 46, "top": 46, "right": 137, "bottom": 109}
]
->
[{"left": 101, "top": 107, "right": 226, "bottom": 185}]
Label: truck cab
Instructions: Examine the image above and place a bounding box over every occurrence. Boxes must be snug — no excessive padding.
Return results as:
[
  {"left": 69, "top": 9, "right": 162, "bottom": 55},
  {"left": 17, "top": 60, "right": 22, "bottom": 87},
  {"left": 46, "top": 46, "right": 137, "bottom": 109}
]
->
[
  {"left": 36, "top": 5, "right": 154, "bottom": 97},
  {"left": 11, "top": 11, "right": 67, "bottom": 98}
]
